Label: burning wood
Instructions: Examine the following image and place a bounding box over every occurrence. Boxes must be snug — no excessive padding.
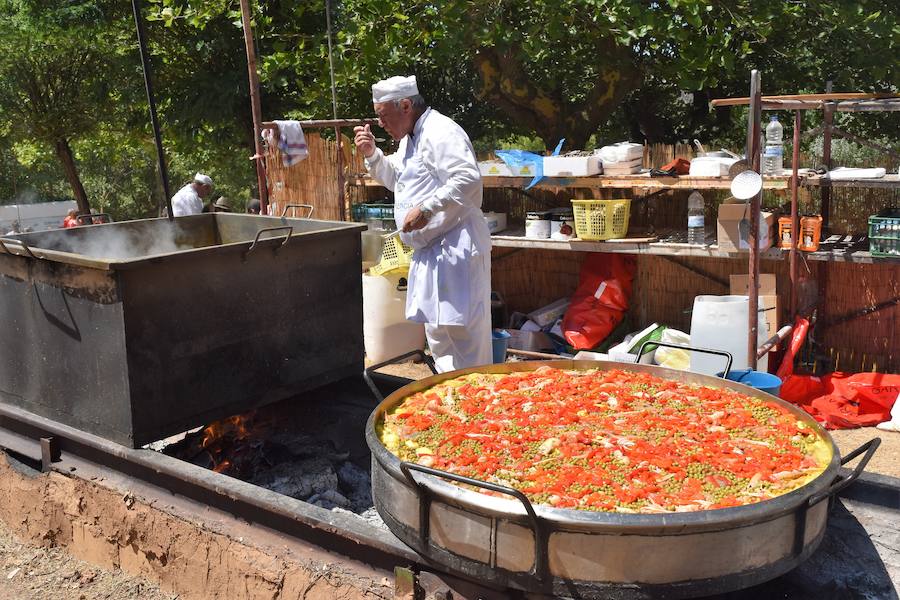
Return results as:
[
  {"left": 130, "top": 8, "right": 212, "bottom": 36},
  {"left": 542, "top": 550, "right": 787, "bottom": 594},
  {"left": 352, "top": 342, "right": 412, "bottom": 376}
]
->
[{"left": 160, "top": 406, "right": 383, "bottom": 527}]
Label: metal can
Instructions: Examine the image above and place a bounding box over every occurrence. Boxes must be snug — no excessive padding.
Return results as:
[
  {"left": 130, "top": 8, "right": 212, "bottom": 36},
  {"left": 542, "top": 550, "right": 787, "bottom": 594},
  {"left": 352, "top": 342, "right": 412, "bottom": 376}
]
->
[
  {"left": 525, "top": 211, "right": 551, "bottom": 239},
  {"left": 550, "top": 208, "right": 576, "bottom": 240}
]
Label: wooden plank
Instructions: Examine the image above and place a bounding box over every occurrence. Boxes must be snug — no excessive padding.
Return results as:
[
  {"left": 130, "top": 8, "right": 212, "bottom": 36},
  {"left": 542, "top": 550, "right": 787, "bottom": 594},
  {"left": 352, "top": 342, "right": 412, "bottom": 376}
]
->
[
  {"left": 489, "top": 232, "right": 897, "bottom": 264},
  {"left": 711, "top": 92, "right": 897, "bottom": 107},
  {"left": 804, "top": 174, "right": 900, "bottom": 189},
  {"left": 478, "top": 174, "right": 792, "bottom": 191}
]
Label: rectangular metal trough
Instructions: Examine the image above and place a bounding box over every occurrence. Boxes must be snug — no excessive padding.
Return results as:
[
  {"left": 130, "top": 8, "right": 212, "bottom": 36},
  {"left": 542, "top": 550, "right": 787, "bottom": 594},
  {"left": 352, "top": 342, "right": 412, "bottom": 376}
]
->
[{"left": 0, "top": 213, "right": 366, "bottom": 447}]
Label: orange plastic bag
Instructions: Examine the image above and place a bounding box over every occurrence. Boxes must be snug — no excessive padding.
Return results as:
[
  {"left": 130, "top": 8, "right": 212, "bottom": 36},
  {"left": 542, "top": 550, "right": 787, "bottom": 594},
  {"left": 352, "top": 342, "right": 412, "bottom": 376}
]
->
[{"left": 562, "top": 254, "right": 635, "bottom": 350}]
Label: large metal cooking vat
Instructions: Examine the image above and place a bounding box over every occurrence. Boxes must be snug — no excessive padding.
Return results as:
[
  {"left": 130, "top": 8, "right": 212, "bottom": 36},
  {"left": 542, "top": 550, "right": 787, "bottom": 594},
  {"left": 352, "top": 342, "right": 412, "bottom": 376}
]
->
[
  {"left": 0, "top": 214, "right": 365, "bottom": 447},
  {"left": 365, "top": 357, "right": 879, "bottom": 599}
]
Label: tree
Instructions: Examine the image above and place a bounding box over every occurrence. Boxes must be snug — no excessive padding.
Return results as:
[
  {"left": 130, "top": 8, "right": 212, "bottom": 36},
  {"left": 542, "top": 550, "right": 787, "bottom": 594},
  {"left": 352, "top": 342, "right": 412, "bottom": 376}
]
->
[{"left": 0, "top": 2, "right": 125, "bottom": 213}]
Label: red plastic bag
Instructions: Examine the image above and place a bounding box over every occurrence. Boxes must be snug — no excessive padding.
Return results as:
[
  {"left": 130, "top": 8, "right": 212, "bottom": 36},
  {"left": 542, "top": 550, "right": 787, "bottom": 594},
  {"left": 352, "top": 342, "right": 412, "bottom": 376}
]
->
[
  {"left": 781, "top": 371, "right": 899, "bottom": 429},
  {"left": 562, "top": 254, "right": 635, "bottom": 350},
  {"left": 775, "top": 317, "right": 809, "bottom": 379}
]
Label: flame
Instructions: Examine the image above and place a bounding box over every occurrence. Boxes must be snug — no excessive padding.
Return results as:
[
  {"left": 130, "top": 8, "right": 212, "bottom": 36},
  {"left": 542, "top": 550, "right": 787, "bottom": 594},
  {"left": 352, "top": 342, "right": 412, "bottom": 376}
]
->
[{"left": 198, "top": 411, "right": 256, "bottom": 474}]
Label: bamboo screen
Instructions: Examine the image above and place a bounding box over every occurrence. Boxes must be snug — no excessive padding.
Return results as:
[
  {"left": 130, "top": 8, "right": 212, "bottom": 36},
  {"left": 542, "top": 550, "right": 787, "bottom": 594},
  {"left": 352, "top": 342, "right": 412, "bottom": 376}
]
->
[{"left": 264, "top": 130, "right": 369, "bottom": 221}]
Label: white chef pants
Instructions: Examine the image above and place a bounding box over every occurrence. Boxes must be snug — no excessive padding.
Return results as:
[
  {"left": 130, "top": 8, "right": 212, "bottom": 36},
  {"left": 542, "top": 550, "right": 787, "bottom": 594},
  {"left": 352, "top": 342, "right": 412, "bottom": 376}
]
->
[
  {"left": 425, "top": 306, "right": 492, "bottom": 373},
  {"left": 424, "top": 249, "right": 492, "bottom": 373}
]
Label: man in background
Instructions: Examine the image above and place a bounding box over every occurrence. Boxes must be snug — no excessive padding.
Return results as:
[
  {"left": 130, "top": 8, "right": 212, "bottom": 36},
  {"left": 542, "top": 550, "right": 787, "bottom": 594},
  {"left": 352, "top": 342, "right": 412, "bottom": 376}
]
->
[
  {"left": 170, "top": 173, "right": 213, "bottom": 217},
  {"left": 247, "top": 199, "right": 261, "bottom": 214}
]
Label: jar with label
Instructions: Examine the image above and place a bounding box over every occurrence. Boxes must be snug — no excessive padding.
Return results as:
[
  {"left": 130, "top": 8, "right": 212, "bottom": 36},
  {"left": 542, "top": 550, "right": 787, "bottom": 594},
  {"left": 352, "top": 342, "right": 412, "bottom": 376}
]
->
[
  {"left": 550, "top": 208, "right": 576, "bottom": 241},
  {"left": 525, "top": 211, "right": 551, "bottom": 239}
]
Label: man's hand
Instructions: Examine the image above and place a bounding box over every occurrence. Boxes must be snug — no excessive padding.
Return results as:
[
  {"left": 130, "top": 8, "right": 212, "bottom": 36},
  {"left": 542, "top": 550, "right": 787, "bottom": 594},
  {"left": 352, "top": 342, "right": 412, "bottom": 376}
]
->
[
  {"left": 353, "top": 124, "right": 376, "bottom": 158},
  {"left": 402, "top": 206, "right": 431, "bottom": 232}
]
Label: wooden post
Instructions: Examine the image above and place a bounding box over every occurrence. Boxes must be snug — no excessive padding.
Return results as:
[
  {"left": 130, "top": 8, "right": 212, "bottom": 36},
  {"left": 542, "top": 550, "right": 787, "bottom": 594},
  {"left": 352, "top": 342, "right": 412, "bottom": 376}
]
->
[
  {"left": 747, "top": 70, "right": 762, "bottom": 370},
  {"left": 239, "top": 0, "right": 269, "bottom": 213},
  {"left": 790, "top": 110, "right": 802, "bottom": 318}
]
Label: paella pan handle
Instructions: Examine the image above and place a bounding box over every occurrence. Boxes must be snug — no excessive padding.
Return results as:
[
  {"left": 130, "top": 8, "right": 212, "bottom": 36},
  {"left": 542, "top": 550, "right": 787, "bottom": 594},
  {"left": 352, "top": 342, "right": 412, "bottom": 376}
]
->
[
  {"left": 0, "top": 237, "right": 37, "bottom": 259},
  {"left": 363, "top": 350, "right": 437, "bottom": 402},
  {"left": 807, "top": 437, "right": 881, "bottom": 507},
  {"left": 636, "top": 341, "right": 733, "bottom": 377},
  {"left": 243, "top": 226, "right": 293, "bottom": 261},
  {"left": 399, "top": 461, "right": 548, "bottom": 583},
  {"left": 280, "top": 204, "right": 315, "bottom": 218}
]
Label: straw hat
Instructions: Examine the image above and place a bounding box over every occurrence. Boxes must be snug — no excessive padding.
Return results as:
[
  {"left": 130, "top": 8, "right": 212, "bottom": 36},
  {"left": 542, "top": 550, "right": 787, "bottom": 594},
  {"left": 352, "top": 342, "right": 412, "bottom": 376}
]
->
[{"left": 213, "top": 197, "right": 232, "bottom": 212}]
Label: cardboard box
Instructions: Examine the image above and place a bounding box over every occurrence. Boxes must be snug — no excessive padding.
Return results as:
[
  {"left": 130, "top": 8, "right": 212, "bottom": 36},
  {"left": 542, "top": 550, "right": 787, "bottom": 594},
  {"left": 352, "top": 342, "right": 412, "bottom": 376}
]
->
[
  {"left": 729, "top": 274, "right": 780, "bottom": 340},
  {"left": 543, "top": 155, "right": 602, "bottom": 177},
  {"left": 527, "top": 298, "right": 570, "bottom": 328},
  {"left": 506, "top": 329, "right": 555, "bottom": 352},
  {"left": 717, "top": 201, "right": 776, "bottom": 252},
  {"left": 478, "top": 161, "right": 514, "bottom": 177}
]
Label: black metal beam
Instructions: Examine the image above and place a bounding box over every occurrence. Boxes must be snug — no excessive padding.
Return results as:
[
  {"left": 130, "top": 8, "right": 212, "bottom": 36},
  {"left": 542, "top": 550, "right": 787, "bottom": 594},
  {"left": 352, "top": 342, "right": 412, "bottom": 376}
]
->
[{"left": 131, "top": 0, "right": 172, "bottom": 219}]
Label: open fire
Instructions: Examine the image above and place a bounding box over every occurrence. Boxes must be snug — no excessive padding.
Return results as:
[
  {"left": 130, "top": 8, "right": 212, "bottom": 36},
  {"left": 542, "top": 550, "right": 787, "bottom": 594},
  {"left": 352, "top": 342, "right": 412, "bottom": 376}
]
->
[{"left": 156, "top": 379, "right": 385, "bottom": 528}]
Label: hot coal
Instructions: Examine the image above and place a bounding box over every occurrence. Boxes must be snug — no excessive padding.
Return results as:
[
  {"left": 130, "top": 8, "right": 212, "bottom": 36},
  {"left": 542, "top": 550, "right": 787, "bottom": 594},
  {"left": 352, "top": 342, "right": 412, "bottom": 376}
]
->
[{"left": 157, "top": 377, "right": 387, "bottom": 529}]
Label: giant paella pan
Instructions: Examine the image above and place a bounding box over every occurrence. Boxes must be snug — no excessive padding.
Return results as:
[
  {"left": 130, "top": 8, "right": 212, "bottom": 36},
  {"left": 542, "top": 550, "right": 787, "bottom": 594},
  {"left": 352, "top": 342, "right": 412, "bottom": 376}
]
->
[{"left": 364, "top": 349, "right": 879, "bottom": 599}]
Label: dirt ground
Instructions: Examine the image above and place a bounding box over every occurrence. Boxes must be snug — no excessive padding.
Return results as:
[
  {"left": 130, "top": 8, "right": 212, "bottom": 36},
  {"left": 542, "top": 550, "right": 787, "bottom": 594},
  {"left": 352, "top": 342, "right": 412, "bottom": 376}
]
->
[
  {"left": 0, "top": 524, "right": 173, "bottom": 600},
  {"left": 376, "top": 361, "right": 900, "bottom": 479}
]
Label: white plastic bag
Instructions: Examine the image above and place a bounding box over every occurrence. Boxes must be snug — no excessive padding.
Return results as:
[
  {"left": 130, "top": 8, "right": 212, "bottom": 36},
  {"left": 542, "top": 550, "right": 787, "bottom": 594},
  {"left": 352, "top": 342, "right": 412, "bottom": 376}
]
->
[
  {"left": 654, "top": 328, "right": 691, "bottom": 371},
  {"left": 875, "top": 391, "right": 900, "bottom": 432}
]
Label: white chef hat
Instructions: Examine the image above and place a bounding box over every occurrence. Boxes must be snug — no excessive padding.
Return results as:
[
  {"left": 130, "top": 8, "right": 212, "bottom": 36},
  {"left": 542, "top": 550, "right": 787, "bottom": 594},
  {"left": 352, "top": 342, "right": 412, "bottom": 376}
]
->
[
  {"left": 194, "top": 173, "right": 213, "bottom": 187},
  {"left": 372, "top": 75, "right": 419, "bottom": 104}
]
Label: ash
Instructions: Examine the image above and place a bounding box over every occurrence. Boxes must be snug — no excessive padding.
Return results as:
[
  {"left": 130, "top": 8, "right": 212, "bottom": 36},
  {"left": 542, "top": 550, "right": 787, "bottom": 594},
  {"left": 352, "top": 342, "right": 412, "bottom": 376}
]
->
[{"left": 158, "top": 391, "right": 387, "bottom": 529}]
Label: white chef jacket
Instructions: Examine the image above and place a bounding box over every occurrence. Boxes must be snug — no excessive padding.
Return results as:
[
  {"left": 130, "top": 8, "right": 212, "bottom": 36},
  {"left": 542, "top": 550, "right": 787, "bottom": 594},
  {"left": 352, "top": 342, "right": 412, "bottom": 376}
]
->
[
  {"left": 170, "top": 184, "right": 203, "bottom": 217},
  {"left": 365, "top": 108, "right": 491, "bottom": 328}
]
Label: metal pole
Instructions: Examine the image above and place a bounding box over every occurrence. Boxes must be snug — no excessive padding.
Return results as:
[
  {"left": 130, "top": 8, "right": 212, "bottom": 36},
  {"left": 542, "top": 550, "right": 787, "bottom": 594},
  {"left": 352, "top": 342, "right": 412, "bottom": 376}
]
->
[
  {"left": 790, "top": 110, "right": 802, "bottom": 319},
  {"left": 131, "top": 0, "right": 172, "bottom": 219},
  {"left": 324, "top": 0, "right": 346, "bottom": 220},
  {"left": 821, "top": 81, "right": 835, "bottom": 233},
  {"left": 747, "top": 70, "right": 762, "bottom": 370},
  {"left": 239, "top": 0, "right": 269, "bottom": 214}
]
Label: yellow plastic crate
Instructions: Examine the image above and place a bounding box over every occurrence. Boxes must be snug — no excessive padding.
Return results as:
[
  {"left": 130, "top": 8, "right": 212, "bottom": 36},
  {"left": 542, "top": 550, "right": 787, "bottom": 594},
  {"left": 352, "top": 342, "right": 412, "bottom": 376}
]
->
[
  {"left": 571, "top": 199, "right": 631, "bottom": 241},
  {"left": 369, "top": 234, "right": 414, "bottom": 276}
]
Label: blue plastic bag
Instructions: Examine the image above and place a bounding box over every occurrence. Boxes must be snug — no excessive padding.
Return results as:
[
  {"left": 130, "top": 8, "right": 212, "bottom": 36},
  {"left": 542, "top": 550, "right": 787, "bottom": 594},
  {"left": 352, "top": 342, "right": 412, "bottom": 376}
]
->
[{"left": 495, "top": 139, "right": 565, "bottom": 190}]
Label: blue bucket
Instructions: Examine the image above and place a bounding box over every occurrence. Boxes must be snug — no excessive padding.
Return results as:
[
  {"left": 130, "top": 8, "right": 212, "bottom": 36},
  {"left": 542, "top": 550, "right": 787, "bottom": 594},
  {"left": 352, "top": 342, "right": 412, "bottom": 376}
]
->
[
  {"left": 718, "top": 368, "right": 782, "bottom": 397},
  {"left": 492, "top": 329, "right": 511, "bottom": 364}
]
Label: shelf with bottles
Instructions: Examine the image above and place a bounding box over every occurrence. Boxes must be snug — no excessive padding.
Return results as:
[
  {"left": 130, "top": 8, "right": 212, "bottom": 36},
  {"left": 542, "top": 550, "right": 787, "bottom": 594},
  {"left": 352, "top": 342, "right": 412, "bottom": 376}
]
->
[{"left": 490, "top": 224, "right": 895, "bottom": 263}]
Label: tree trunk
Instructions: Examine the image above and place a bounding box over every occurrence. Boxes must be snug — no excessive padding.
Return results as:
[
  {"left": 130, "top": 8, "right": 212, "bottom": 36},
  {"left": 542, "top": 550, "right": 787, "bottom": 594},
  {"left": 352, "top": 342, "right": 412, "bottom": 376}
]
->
[
  {"left": 54, "top": 138, "right": 90, "bottom": 214},
  {"left": 474, "top": 44, "right": 641, "bottom": 149}
]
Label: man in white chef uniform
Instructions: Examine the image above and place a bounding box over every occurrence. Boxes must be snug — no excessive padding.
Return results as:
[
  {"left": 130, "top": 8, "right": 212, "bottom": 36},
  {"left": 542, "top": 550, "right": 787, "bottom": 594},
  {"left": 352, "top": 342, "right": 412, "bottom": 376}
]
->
[
  {"left": 170, "top": 173, "right": 213, "bottom": 217},
  {"left": 354, "top": 75, "right": 492, "bottom": 373}
]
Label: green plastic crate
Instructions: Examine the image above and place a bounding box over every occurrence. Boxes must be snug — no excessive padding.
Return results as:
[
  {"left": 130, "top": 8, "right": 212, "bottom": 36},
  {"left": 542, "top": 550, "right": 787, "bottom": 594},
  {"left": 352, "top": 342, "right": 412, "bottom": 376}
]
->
[
  {"left": 351, "top": 203, "right": 394, "bottom": 222},
  {"left": 868, "top": 208, "right": 900, "bottom": 258}
]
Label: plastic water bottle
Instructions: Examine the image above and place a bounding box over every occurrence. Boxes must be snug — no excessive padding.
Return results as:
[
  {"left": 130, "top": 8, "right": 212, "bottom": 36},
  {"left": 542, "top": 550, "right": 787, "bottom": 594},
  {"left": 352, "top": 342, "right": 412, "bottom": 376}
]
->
[
  {"left": 687, "top": 190, "right": 705, "bottom": 245},
  {"left": 763, "top": 115, "right": 784, "bottom": 176}
]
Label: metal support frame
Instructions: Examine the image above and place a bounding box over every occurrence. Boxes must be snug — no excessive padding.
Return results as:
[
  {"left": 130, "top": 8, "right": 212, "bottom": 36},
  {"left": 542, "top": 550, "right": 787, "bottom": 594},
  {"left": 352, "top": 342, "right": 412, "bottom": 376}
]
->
[
  {"left": 790, "top": 110, "right": 802, "bottom": 318},
  {"left": 746, "top": 70, "right": 762, "bottom": 370},
  {"left": 131, "top": 0, "right": 172, "bottom": 219},
  {"left": 40, "top": 436, "right": 59, "bottom": 472},
  {"left": 821, "top": 82, "right": 835, "bottom": 231},
  {"left": 716, "top": 78, "right": 899, "bottom": 373}
]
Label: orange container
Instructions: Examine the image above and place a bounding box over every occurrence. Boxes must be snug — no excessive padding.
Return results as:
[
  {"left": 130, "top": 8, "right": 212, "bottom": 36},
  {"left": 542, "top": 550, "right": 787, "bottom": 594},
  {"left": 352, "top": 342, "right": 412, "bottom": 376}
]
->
[
  {"left": 777, "top": 217, "right": 794, "bottom": 249},
  {"left": 799, "top": 216, "right": 822, "bottom": 251}
]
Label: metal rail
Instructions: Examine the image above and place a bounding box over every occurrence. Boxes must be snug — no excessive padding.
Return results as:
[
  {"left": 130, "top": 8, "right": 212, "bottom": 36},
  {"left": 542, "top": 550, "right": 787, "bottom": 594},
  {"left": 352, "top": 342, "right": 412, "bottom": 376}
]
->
[{"left": 0, "top": 401, "right": 419, "bottom": 574}]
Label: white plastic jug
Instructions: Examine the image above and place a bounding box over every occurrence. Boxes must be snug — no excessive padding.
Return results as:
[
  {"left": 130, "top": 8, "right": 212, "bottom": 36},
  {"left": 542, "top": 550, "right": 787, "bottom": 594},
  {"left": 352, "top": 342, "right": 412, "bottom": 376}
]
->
[
  {"left": 690, "top": 295, "right": 768, "bottom": 375},
  {"left": 363, "top": 272, "right": 426, "bottom": 364}
]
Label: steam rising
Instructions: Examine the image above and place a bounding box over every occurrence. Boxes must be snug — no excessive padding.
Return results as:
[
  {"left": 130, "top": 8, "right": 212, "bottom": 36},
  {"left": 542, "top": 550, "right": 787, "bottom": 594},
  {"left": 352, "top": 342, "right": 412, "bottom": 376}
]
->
[{"left": 22, "top": 219, "right": 204, "bottom": 261}]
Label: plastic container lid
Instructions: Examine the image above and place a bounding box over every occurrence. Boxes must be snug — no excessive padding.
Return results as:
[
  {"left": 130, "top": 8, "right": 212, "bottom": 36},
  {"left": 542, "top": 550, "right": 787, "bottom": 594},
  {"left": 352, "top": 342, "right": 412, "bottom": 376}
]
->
[{"left": 526, "top": 211, "right": 551, "bottom": 220}]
